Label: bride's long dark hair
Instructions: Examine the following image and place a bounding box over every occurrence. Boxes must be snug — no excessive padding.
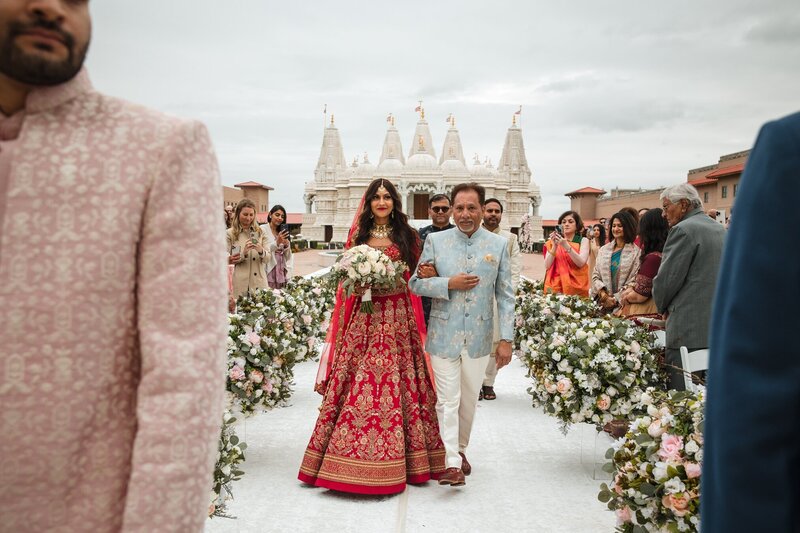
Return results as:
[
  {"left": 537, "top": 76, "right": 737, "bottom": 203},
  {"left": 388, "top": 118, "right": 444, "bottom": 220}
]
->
[{"left": 353, "top": 178, "right": 420, "bottom": 271}]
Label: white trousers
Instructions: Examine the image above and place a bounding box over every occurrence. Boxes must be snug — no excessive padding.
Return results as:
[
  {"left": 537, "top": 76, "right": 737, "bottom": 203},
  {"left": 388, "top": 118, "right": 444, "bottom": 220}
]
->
[
  {"left": 483, "top": 354, "right": 498, "bottom": 387},
  {"left": 430, "top": 350, "right": 490, "bottom": 469}
]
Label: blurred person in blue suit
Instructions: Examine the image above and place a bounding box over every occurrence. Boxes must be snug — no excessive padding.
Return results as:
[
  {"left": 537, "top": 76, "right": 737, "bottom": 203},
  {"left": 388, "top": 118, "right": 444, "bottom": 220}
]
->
[{"left": 703, "top": 111, "right": 800, "bottom": 532}]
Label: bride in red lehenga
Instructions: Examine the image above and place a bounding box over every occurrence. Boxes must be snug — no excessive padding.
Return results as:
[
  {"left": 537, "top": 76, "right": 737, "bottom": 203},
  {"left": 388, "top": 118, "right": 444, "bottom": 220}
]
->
[{"left": 298, "top": 178, "right": 445, "bottom": 494}]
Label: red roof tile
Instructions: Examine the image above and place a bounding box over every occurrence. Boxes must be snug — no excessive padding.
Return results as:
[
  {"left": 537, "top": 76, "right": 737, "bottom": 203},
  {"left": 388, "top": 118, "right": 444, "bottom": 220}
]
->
[
  {"left": 705, "top": 163, "right": 745, "bottom": 179},
  {"left": 287, "top": 213, "right": 304, "bottom": 224},
  {"left": 688, "top": 177, "right": 718, "bottom": 187},
  {"left": 234, "top": 180, "right": 274, "bottom": 190},
  {"left": 565, "top": 187, "right": 607, "bottom": 196}
]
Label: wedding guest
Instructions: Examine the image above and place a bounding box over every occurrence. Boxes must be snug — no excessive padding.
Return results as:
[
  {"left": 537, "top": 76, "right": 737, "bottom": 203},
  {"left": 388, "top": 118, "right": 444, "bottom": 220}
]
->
[
  {"left": 479, "top": 198, "right": 521, "bottom": 401},
  {"left": 227, "top": 198, "right": 269, "bottom": 298},
  {"left": 587, "top": 223, "right": 606, "bottom": 276},
  {"left": 703, "top": 111, "right": 800, "bottom": 533},
  {"left": 410, "top": 182, "right": 515, "bottom": 487},
  {"left": 417, "top": 193, "right": 454, "bottom": 325},
  {"left": 620, "top": 206, "right": 642, "bottom": 248},
  {"left": 0, "top": 3, "right": 227, "bottom": 531},
  {"left": 261, "top": 204, "right": 293, "bottom": 289},
  {"left": 224, "top": 205, "right": 234, "bottom": 228},
  {"left": 300, "top": 178, "right": 445, "bottom": 493},
  {"left": 591, "top": 211, "right": 641, "bottom": 313},
  {"left": 543, "top": 210, "right": 590, "bottom": 296},
  {"left": 653, "top": 183, "right": 725, "bottom": 390},
  {"left": 617, "top": 208, "right": 669, "bottom": 318},
  {"left": 638, "top": 207, "right": 649, "bottom": 219}
]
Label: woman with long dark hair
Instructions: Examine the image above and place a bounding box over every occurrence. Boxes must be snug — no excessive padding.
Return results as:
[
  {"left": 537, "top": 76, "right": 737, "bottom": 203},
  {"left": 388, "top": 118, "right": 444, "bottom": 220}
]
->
[
  {"left": 587, "top": 223, "right": 606, "bottom": 276},
  {"left": 591, "top": 211, "right": 641, "bottom": 312},
  {"left": 617, "top": 208, "right": 669, "bottom": 317},
  {"left": 262, "top": 204, "right": 293, "bottom": 289},
  {"left": 299, "top": 178, "right": 445, "bottom": 494}
]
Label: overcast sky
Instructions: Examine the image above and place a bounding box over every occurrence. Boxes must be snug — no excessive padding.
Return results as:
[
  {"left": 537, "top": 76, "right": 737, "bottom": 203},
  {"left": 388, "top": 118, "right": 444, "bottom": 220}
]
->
[{"left": 86, "top": 0, "right": 799, "bottom": 218}]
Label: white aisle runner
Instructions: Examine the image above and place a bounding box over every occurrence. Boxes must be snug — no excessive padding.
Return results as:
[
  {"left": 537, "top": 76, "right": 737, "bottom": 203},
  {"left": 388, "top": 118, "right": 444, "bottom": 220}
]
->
[{"left": 206, "top": 358, "right": 614, "bottom": 533}]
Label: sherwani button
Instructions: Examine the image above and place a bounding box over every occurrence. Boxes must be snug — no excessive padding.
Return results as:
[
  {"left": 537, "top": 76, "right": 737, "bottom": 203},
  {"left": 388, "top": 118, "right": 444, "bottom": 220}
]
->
[{"left": 465, "top": 313, "right": 470, "bottom": 317}]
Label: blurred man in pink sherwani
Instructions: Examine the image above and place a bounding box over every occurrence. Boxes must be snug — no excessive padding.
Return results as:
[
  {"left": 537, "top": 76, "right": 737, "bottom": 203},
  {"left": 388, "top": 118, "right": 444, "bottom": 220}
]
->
[{"left": 0, "top": 1, "right": 228, "bottom": 531}]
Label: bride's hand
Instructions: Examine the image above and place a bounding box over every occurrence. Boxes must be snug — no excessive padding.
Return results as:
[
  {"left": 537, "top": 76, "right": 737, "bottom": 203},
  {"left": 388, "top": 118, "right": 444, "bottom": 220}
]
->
[
  {"left": 353, "top": 283, "right": 369, "bottom": 296},
  {"left": 416, "top": 262, "right": 438, "bottom": 279}
]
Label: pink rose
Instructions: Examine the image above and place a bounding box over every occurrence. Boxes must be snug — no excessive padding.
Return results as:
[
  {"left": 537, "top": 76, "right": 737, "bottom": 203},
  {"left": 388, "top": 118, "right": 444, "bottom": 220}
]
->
[
  {"left": 261, "top": 381, "right": 274, "bottom": 393},
  {"left": 556, "top": 378, "right": 572, "bottom": 395},
  {"left": 684, "top": 462, "right": 701, "bottom": 479},
  {"left": 661, "top": 493, "right": 690, "bottom": 517},
  {"left": 229, "top": 365, "right": 245, "bottom": 381},
  {"left": 658, "top": 434, "right": 684, "bottom": 461},
  {"left": 596, "top": 394, "right": 611, "bottom": 411},
  {"left": 245, "top": 331, "right": 261, "bottom": 346},
  {"left": 249, "top": 369, "right": 264, "bottom": 384},
  {"left": 615, "top": 506, "right": 632, "bottom": 524},
  {"left": 629, "top": 340, "right": 641, "bottom": 353},
  {"left": 307, "top": 337, "right": 316, "bottom": 349},
  {"left": 648, "top": 420, "right": 666, "bottom": 438},
  {"left": 543, "top": 378, "right": 558, "bottom": 394},
  {"left": 312, "top": 287, "right": 322, "bottom": 296},
  {"left": 302, "top": 314, "right": 313, "bottom": 326},
  {"left": 612, "top": 473, "right": 624, "bottom": 495}
]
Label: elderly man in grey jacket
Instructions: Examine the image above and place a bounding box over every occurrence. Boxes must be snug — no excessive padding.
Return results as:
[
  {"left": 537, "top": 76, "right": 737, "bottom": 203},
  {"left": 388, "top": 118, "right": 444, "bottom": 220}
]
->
[{"left": 653, "top": 183, "right": 726, "bottom": 390}]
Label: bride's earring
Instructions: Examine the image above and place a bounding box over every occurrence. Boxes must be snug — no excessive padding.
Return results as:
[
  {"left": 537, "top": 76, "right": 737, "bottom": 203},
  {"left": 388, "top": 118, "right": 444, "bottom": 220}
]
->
[
  {"left": 390, "top": 210, "right": 394, "bottom": 220},
  {"left": 370, "top": 212, "right": 374, "bottom": 219}
]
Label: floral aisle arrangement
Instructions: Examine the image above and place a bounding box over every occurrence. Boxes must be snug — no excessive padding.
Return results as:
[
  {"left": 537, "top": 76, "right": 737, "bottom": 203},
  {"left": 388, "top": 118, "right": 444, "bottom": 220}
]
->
[
  {"left": 515, "top": 280, "right": 665, "bottom": 432},
  {"left": 329, "top": 244, "right": 407, "bottom": 313},
  {"left": 283, "top": 277, "right": 335, "bottom": 362},
  {"left": 209, "top": 409, "right": 247, "bottom": 518},
  {"left": 599, "top": 387, "right": 705, "bottom": 532},
  {"left": 228, "top": 289, "right": 304, "bottom": 414}
]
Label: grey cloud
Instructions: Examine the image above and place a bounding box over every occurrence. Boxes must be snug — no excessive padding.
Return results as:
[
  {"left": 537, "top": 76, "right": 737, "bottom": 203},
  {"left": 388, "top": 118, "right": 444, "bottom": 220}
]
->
[{"left": 744, "top": 16, "right": 800, "bottom": 44}]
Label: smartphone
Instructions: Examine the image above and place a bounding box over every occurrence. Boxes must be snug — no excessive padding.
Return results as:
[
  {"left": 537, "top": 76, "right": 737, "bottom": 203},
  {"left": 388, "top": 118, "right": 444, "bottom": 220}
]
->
[
  {"left": 231, "top": 245, "right": 241, "bottom": 256},
  {"left": 555, "top": 224, "right": 564, "bottom": 236},
  {"left": 279, "top": 223, "right": 290, "bottom": 239},
  {"left": 249, "top": 231, "right": 258, "bottom": 244}
]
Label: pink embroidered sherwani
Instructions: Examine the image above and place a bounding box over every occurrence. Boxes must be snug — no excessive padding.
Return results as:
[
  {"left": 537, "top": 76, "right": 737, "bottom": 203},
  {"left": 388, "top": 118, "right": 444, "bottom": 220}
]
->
[{"left": 0, "top": 70, "right": 228, "bottom": 532}]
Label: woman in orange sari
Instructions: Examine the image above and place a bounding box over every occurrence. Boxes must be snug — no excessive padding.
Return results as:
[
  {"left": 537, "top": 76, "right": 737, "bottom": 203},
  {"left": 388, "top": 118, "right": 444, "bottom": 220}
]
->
[{"left": 544, "top": 210, "right": 590, "bottom": 296}]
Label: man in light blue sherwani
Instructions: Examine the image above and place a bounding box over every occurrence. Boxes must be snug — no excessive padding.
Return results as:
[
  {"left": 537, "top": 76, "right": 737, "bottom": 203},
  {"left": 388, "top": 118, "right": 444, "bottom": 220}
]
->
[{"left": 409, "top": 183, "right": 515, "bottom": 487}]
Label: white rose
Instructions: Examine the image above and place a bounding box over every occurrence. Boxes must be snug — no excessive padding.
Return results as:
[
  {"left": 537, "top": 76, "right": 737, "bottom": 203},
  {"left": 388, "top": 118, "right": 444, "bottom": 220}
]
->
[
  {"left": 357, "top": 261, "right": 371, "bottom": 276},
  {"left": 685, "top": 440, "right": 700, "bottom": 454}
]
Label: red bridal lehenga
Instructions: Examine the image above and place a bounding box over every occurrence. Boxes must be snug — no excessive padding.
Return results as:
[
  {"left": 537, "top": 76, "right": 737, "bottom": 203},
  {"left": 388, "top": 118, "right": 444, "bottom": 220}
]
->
[{"left": 298, "top": 243, "right": 445, "bottom": 494}]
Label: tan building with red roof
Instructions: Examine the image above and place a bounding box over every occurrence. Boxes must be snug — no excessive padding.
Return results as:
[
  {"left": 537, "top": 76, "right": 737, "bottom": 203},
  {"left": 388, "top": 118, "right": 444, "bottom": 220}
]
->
[{"left": 566, "top": 149, "right": 749, "bottom": 224}]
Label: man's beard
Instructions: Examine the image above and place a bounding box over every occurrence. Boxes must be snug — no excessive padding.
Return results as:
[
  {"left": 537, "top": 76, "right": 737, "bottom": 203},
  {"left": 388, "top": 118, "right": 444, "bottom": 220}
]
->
[{"left": 0, "top": 20, "right": 88, "bottom": 86}]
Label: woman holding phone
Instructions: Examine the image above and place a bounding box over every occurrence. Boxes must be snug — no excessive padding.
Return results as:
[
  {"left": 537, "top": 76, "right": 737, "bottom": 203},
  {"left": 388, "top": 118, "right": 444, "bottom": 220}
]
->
[
  {"left": 543, "top": 210, "right": 590, "bottom": 296},
  {"left": 226, "top": 198, "right": 269, "bottom": 298},
  {"left": 262, "top": 204, "right": 293, "bottom": 289}
]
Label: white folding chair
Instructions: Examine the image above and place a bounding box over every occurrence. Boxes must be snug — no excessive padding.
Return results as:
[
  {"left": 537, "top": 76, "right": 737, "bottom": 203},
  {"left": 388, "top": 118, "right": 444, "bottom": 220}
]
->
[{"left": 679, "top": 347, "right": 709, "bottom": 392}]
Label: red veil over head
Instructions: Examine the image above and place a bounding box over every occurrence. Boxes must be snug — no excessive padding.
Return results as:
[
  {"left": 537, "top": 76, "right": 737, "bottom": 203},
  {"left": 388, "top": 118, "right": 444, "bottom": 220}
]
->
[{"left": 314, "top": 185, "right": 428, "bottom": 393}]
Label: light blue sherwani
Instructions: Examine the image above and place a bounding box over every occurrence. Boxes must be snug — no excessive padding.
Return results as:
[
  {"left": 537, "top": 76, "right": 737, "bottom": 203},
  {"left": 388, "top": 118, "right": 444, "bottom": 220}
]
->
[{"left": 409, "top": 227, "right": 515, "bottom": 358}]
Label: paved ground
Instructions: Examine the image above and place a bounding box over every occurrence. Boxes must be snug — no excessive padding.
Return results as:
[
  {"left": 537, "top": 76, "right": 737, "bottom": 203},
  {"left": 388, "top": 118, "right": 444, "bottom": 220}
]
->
[
  {"left": 205, "top": 359, "right": 615, "bottom": 533},
  {"left": 292, "top": 249, "right": 547, "bottom": 281}
]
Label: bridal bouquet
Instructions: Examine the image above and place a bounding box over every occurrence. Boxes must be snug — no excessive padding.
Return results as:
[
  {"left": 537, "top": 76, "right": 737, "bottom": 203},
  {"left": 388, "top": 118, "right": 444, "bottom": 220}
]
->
[
  {"left": 599, "top": 387, "right": 705, "bottom": 532},
  {"left": 330, "top": 244, "right": 408, "bottom": 313}
]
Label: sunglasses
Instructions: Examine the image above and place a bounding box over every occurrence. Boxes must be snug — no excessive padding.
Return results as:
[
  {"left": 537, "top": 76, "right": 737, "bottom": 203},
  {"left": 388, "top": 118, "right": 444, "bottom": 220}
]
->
[{"left": 430, "top": 206, "right": 450, "bottom": 213}]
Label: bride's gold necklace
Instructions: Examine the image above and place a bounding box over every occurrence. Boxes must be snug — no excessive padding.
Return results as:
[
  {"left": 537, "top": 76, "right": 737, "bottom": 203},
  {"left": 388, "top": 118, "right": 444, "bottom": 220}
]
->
[{"left": 369, "top": 223, "right": 392, "bottom": 239}]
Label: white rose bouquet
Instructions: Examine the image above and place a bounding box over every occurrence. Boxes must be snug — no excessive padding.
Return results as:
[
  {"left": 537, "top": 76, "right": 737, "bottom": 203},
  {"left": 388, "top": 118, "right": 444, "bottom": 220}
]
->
[
  {"left": 330, "top": 244, "right": 408, "bottom": 313},
  {"left": 599, "top": 387, "right": 705, "bottom": 532}
]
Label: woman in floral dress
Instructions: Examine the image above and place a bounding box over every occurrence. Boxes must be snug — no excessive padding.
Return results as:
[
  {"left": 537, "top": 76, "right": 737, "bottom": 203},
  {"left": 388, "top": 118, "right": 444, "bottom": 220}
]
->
[{"left": 298, "top": 178, "right": 445, "bottom": 494}]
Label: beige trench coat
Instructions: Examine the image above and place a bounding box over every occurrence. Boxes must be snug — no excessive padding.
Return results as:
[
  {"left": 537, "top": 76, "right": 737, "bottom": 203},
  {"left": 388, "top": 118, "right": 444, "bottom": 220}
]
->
[{"left": 227, "top": 226, "right": 272, "bottom": 298}]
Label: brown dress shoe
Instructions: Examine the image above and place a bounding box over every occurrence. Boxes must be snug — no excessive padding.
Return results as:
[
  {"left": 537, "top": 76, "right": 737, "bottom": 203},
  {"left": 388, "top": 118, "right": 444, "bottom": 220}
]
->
[
  {"left": 438, "top": 467, "right": 466, "bottom": 486},
  {"left": 459, "top": 452, "right": 472, "bottom": 476}
]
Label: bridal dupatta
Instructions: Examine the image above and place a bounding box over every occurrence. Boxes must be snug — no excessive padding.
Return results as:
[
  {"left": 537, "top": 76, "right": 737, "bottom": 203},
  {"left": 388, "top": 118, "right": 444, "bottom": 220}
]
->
[
  {"left": 314, "top": 203, "right": 429, "bottom": 393},
  {"left": 543, "top": 239, "right": 590, "bottom": 297}
]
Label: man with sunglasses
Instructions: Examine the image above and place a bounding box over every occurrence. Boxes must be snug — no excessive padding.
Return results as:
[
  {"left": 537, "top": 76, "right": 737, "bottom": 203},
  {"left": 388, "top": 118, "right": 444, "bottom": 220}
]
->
[{"left": 417, "top": 194, "right": 454, "bottom": 325}]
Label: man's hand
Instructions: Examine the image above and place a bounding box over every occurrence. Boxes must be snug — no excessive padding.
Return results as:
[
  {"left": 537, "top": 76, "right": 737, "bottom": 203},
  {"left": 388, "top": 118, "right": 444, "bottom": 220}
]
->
[
  {"left": 496, "top": 340, "right": 512, "bottom": 369},
  {"left": 447, "top": 273, "right": 479, "bottom": 290}
]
